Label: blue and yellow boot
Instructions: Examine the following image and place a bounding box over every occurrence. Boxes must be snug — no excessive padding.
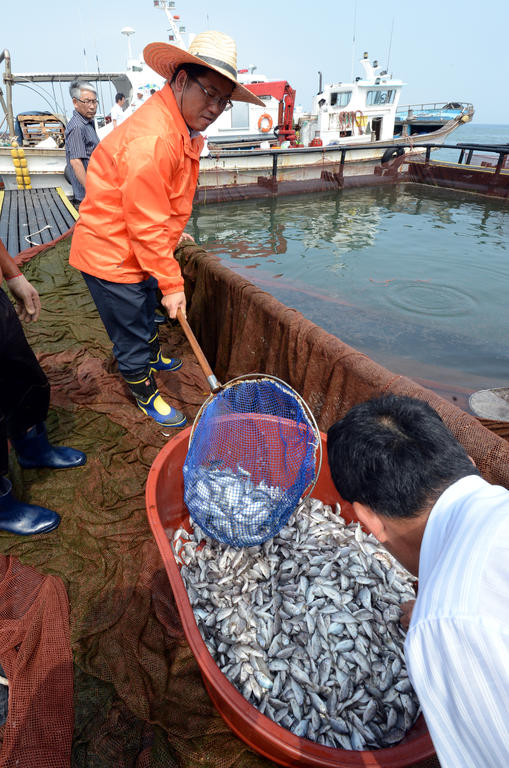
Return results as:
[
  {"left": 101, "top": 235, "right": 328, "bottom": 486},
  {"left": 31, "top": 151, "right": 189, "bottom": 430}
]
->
[
  {"left": 125, "top": 372, "right": 186, "bottom": 427},
  {"left": 149, "top": 332, "right": 182, "bottom": 373}
]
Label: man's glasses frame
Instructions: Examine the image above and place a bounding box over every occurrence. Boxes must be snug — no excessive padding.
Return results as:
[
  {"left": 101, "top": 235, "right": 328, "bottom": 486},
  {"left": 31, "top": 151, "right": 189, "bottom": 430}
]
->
[
  {"left": 75, "top": 98, "right": 98, "bottom": 106},
  {"left": 187, "top": 75, "right": 233, "bottom": 112}
]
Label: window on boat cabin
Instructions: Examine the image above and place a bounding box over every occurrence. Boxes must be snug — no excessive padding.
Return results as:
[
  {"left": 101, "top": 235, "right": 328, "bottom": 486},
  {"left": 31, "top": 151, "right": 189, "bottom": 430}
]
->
[
  {"left": 366, "top": 89, "right": 396, "bottom": 106},
  {"left": 330, "top": 91, "right": 352, "bottom": 108},
  {"left": 231, "top": 100, "right": 250, "bottom": 128}
]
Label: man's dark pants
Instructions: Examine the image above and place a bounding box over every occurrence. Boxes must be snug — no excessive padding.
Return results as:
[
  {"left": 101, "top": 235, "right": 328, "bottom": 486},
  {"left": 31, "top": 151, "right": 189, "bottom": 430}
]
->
[
  {"left": 0, "top": 289, "right": 50, "bottom": 476},
  {"left": 81, "top": 273, "right": 158, "bottom": 378}
]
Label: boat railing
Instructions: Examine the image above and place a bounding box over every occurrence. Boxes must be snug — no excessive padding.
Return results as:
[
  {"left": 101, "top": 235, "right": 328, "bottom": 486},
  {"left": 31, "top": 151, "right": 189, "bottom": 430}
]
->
[
  {"left": 234, "top": 141, "right": 509, "bottom": 187},
  {"left": 409, "top": 142, "right": 509, "bottom": 173},
  {"left": 396, "top": 102, "right": 474, "bottom": 120}
]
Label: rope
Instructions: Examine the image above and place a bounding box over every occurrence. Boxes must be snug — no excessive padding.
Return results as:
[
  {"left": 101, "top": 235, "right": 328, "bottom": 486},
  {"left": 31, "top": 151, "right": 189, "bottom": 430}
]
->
[{"left": 24, "top": 224, "right": 52, "bottom": 245}]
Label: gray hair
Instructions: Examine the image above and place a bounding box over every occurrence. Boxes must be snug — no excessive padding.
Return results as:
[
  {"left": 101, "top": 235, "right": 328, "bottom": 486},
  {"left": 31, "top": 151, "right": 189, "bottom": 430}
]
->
[{"left": 69, "top": 80, "right": 97, "bottom": 100}]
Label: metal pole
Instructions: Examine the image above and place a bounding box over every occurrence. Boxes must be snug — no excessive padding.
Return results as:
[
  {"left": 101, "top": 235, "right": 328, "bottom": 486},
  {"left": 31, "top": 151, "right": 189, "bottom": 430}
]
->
[
  {"left": 495, "top": 153, "right": 506, "bottom": 175},
  {"left": 0, "top": 49, "right": 16, "bottom": 139},
  {"left": 272, "top": 152, "right": 278, "bottom": 180}
]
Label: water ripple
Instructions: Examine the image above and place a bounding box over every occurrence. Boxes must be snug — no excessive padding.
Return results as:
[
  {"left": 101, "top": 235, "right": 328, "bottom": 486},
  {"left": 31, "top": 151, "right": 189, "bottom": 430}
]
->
[{"left": 383, "top": 281, "right": 478, "bottom": 317}]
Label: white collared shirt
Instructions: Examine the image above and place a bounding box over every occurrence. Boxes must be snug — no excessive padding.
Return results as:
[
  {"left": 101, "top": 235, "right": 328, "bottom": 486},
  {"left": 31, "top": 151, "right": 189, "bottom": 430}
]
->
[
  {"left": 405, "top": 475, "right": 509, "bottom": 767},
  {"left": 110, "top": 103, "right": 127, "bottom": 126}
]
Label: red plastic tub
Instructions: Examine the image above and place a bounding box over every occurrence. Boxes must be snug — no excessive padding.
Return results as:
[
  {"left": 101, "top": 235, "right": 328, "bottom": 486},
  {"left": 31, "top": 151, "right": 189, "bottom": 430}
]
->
[{"left": 146, "top": 426, "right": 435, "bottom": 767}]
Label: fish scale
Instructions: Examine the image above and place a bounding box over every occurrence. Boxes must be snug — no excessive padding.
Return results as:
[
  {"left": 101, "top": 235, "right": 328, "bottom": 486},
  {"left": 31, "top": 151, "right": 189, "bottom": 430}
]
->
[{"left": 172, "top": 496, "right": 419, "bottom": 750}]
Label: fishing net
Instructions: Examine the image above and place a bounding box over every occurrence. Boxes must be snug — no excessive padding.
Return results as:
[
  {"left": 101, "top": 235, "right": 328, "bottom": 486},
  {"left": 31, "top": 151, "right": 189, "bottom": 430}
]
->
[{"left": 183, "top": 375, "right": 321, "bottom": 547}]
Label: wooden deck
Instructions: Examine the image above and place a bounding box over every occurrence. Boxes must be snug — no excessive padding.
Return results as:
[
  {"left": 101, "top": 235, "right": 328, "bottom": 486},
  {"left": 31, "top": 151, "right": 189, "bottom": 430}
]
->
[{"left": 0, "top": 187, "right": 78, "bottom": 257}]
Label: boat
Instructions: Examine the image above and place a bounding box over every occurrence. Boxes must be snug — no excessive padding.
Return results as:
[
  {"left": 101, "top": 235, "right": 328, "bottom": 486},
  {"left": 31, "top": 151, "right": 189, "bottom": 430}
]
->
[
  {"left": 393, "top": 102, "right": 472, "bottom": 136},
  {"left": 469, "top": 387, "right": 509, "bottom": 422},
  {"left": 0, "top": 2, "right": 473, "bottom": 200},
  {"left": 196, "top": 55, "right": 473, "bottom": 201}
]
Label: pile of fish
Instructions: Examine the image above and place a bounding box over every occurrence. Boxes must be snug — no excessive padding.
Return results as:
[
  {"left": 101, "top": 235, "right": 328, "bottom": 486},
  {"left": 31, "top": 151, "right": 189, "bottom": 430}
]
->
[
  {"left": 171, "top": 496, "right": 419, "bottom": 751},
  {"left": 183, "top": 464, "right": 286, "bottom": 546}
]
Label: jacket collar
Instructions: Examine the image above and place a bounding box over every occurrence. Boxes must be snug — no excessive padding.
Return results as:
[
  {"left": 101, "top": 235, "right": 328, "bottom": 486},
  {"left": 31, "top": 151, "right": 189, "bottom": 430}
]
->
[{"left": 159, "top": 84, "right": 203, "bottom": 159}]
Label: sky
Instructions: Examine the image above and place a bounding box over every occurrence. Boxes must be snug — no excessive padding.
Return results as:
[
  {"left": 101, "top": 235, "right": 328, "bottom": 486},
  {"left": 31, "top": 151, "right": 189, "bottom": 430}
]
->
[{"left": 2, "top": 0, "right": 509, "bottom": 125}]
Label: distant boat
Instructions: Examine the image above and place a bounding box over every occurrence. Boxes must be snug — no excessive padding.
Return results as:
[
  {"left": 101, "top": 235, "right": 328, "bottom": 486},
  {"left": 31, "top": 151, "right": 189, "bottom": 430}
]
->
[
  {"left": 394, "top": 102, "right": 473, "bottom": 136},
  {"left": 0, "top": 3, "right": 474, "bottom": 200}
]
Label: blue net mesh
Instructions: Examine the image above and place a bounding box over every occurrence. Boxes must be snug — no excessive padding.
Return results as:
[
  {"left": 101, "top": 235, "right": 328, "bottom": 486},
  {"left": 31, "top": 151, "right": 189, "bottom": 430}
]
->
[{"left": 183, "top": 377, "right": 319, "bottom": 547}]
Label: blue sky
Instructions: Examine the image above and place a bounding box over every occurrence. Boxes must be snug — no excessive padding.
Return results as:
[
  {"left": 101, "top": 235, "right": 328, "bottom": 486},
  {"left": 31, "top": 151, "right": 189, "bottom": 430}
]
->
[{"left": 3, "top": 0, "right": 508, "bottom": 124}]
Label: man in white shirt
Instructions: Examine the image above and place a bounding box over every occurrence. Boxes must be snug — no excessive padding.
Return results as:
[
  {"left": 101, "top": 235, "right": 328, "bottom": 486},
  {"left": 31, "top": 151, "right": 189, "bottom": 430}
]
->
[
  {"left": 327, "top": 394, "right": 509, "bottom": 768},
  {"left": 110, "top": 93, "right": 127, "bottom": 128},
  {"left": 130, "top": 91, "right": 145, "bottom": 113}
]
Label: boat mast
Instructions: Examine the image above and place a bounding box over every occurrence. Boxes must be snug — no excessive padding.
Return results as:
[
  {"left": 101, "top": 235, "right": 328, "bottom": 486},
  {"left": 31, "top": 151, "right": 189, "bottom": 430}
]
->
[
  {"left": 0, "top": 49, "right": 16, "bottom": 140},
  {"left": 154, "top": 1, "right": 186, "bottom": 50}
]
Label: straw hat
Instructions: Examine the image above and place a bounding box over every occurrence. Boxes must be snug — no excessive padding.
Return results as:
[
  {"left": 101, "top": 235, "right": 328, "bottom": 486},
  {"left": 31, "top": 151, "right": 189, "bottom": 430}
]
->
[{"left": 144, "top": 31, "right": 264, "bottom": 107}]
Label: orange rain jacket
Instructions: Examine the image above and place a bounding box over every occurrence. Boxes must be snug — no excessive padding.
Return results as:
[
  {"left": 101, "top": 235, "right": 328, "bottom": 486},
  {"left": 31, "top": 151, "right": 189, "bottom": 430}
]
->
[{"left": 69, "top": 85, "right": 204, "bottom": 295}]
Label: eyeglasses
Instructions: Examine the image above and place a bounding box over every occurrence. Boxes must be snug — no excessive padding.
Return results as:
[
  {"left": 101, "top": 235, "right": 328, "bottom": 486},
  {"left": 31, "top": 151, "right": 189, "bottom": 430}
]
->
[
  {"left": 75, "top": 98, "right": 98, "bottom": 106},
  {"left": 187, "top": 75, "right": 233, "bottom": 112}
]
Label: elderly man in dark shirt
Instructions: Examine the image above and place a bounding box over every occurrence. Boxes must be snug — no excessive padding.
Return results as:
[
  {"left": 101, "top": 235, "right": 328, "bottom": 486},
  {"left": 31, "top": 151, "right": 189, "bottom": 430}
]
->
[{"left": 64, "top": 80, "right": 99, "bottom": 207}]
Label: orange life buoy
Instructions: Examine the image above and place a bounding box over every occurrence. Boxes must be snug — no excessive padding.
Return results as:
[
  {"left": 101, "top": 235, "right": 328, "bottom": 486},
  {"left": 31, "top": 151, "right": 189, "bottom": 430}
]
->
[
  {"left": 258, "top": 113, "right": 273, "bottom": 133},
  {"left": 355, "top": 110, "right": 364, "bottom": 129}
]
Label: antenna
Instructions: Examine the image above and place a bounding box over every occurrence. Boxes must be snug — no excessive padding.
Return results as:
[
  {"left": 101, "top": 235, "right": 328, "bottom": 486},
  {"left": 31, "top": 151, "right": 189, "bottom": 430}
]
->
[
  {"left": 96, "top": 53, "right": 105, "bottom": 118},
  {"left": 350, "top": 1, "right": 357, "bottom": 81},
  {"left": 121, "top": 27, "right": 136, "bottom": 61},
  {"left": 386, "top": 16, "right": 395, "bottom": 72}
]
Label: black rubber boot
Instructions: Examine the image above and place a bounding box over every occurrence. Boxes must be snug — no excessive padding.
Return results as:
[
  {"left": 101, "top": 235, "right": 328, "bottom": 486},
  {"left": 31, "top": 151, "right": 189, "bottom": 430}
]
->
[
  {"left": 0, "top": 476, "right": 60, "bottom": 535},
  {"left": 125, "top": 372, "right": 186, "bottom": 427},
  {"left": 12, "top": 423, "right": 87, "bottom": 469},
  {"left": 148, "top": 332, "right": 182, "bottom": 373},
  {"left": 154, "top": 311, "right": 167, "bottom": 325}
]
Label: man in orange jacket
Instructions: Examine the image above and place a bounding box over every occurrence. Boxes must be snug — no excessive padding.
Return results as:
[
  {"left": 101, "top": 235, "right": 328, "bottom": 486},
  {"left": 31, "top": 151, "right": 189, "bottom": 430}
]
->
[{"left": 69, "top": 31, "right": 263, "bottom": 426}]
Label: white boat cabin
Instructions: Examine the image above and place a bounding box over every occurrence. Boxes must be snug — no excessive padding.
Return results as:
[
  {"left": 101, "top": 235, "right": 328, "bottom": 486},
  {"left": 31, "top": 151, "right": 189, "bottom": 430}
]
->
[{"left": 300, "top": 52, "right": 404, "bottom": 146}]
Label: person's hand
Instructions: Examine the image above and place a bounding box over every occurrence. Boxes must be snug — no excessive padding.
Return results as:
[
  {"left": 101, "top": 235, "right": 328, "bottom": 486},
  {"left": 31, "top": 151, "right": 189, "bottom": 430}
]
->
[
  {"left": 161, "top": 291, "right": 186, "bottom": 320},
  {"left": 7, "top": 274, "right": 41, "bottom": 322},
  {"left": 400, "top": 599, "right": 415, "bottom": 630},
  {"left": 177, "top": 232, "right": 194, "bottom": 247}
]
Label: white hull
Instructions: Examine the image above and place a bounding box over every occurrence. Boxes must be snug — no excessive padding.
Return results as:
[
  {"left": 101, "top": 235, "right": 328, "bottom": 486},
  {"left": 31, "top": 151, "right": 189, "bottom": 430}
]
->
[
  {"left": 0, "top": 146, "right": 73, "bottom": 195},
  {"left": 0, "top": 117, "right": 461, "bottom": 197}
]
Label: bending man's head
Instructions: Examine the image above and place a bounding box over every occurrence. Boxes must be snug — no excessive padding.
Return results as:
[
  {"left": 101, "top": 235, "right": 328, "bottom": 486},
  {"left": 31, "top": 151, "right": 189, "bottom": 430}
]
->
[
  {"left": 327, "top": 394, "right": 478, "bottom": 520},
  {"left": 143, "top": 30, "right": 264, "bottom": 132}
]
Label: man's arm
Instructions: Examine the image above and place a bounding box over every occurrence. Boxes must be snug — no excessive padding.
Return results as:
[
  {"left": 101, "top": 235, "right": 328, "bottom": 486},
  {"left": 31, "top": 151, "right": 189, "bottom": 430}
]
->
[
  {"left": 161, "top": 291, "right": 186, "bottom": 319},
  {"left": 0, "top": 238, "right": 20, "bottom": 280},
  {"left": 0, "top": 239, "right": 41, "bottom": 321},
  {"left": 66, "top": 122, "right": 88, "bottom": 189},
  {"left": 406, "top": 617, "right": 509, "bottom": 766},
  {"left": 400, "top": 599, "right": 415, "bottom": 630},
  {"left": 70, "top": 158, "right": 87, "bottom": 189},
  {"left": 121, "top": 136, "right": 195, "bottom": 314}
]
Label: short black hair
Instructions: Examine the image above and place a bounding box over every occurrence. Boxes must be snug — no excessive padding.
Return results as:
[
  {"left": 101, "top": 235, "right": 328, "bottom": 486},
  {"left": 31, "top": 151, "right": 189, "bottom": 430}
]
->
[
  {"left": 115, "top": 92, "right": 125, "bottom": 103},
  {"left": 170, "top": 63, "right": 214, "bottom": 84},
  {"left": 327, "top": 394, "right": 479, "bottom": 519}
]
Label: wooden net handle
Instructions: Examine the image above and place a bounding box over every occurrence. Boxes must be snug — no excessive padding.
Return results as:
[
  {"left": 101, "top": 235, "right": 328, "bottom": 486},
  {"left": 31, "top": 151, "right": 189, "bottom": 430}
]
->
[{"left": 176, "top": 308, "right": 221, "bottom": 393}]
